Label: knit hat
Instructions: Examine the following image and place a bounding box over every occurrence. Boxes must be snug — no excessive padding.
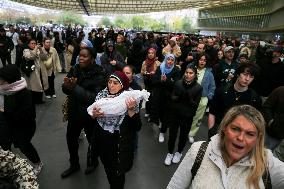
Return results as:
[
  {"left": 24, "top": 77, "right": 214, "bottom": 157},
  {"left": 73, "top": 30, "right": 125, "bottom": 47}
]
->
[
  {"left": 81, "top": 39, "right": 93, "bottom": 48},
  {"left": 0, "top": 65, "right": 21, "bottom": 84},
  {"left": 109, "top": 71, "right": 130, "bottom": 91}
]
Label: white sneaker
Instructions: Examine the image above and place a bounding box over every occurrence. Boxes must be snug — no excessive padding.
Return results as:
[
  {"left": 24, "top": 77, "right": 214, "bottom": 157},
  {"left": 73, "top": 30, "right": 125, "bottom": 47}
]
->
[
  {"left": 159, "top": 133, "right": 165, "bottom": 143},
  {"left": 172, "top": 152, "right": 182, "bottom": 164},
  {"left": 45, "top": 95, "right": 51, "bottom": 99},
  {"left": 164, "top": 153, "right": 173, "bottom": 166},
  {"left": 52, "top": 94, "right": 57, "bottom": 98},
  {"left": 33, "top": 161, "right": 43, "bottom": 176},
  {"left": 144, "top": 113, "right": 149, "bottom": 118},
  {"left": 189, "top": 136, "right": 195, "bottom": 143}
]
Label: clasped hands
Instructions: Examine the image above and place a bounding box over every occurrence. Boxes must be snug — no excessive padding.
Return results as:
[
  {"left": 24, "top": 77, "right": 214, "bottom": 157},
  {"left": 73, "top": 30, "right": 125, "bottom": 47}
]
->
[{"left": 63, "top": 77, "right": 77, "bottom": 90}]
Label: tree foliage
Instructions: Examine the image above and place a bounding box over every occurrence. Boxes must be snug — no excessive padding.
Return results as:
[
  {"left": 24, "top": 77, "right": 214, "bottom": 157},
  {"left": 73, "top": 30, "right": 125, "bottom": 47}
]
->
[
  {"left": 181, "top": 16, "right": 193, "bottom": 32},
  {"left": 15, "top": 17, "right": 31, "bottom": 24},
  {"left": 99, "top": 16, "right": 113, "bottom": 27},
  {"left": 57, "top": 11, "right": 86, "bottom": 26},
  {"left": 114, "top": 16, "right": 130, "bottom": 28}
]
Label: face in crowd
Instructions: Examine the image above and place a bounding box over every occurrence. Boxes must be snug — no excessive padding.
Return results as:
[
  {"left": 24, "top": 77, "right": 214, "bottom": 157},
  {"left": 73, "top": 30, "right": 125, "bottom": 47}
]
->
[
  {"left": 218, "top": 50, "right": 224, "bottom": 60},
  {"left": 28, "top": 40, "right": 37, "bottom": 50},
  {"left": 43, "top": 39, "right": 51, "bottom": 50},
  {"left": 198, "top": 55, "right": 207, "bottom": 69},
  {"left": 166, "top": 56, "right": 175, "bottom": 68},
  {"left": 184, "top": 67, "right": 196, "bottom": 83},
  {"left": 236, "top": 71, "right": 254, "bottom": 88},
  {"left": 79, "top": 48, "right": 94, "bottom": 68},
  {"left": 108, "top": 78, "right": 122, "bottom": 95},
  {"left": 225, "top": 49, "right": 234, "bottom": 61},
  {"left": 196, "top": 43, "right": 205, "bottom": 53},
  {"left": 147, "top": 49, "right": 156, "bottom": 59},
  {"left": 123, "top": 66, "right": 134, "bottom": 83}
]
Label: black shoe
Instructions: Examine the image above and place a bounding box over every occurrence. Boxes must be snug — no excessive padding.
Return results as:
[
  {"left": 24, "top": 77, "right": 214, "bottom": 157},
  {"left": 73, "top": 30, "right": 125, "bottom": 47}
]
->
[{"left": 61, "top": 165, "right": 80, "bottom": 178}]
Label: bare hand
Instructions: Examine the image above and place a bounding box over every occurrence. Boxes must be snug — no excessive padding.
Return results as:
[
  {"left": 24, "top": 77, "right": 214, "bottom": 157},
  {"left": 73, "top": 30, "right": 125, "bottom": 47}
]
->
[
  {"left": 161, "top": 74, "right": 167, "bottom": 81},
  {"left": 92, "top": 107, "right": 104, "bottom": 119},
  {"left": 125, "top": 97, "right": 136, "bottom": 110}
]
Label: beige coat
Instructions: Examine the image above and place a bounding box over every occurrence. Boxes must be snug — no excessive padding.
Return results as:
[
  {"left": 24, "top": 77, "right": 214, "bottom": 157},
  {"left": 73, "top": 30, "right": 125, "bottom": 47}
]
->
[
  {"left": 65, "top": 44, "right": 74, "bottom": 72},
  {"left": 42, "top": 47, "right": 61, "bottom": 76},
  {"left": 23, "top": 48, "right": 49, "bottom": 92}
]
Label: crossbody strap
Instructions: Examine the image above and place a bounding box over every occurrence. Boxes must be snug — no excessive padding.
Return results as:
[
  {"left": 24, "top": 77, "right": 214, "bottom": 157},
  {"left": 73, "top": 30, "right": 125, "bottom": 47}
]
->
[
  {"left": 262, "top": 168, "right": 272, "bottom": 189},
  {"left": 191, "top": 141, "right": 209, "bottom": 182}
]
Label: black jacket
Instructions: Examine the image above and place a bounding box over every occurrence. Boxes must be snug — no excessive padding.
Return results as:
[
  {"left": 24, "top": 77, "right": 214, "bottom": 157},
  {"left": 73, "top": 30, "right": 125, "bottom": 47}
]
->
[
  {"left": 263, "top": 86, "right": 284, "bottom": 139},
  {"left": 4, "top": 88, "right": 36, "bottom": 128},
  {"left": 169, "top": 79, "right": 202, "bottom": 118},
  {"left": 0, "top": 36, "right": 14, "bottom": 57},
  {"left": 100, "top": 50, "right": 125, "bottom": 76},
  {"left": 3, "top": 88, "right": 36, "bottom": 145},
  {"left": 0, "top": 112, "right": 10, "bottom": 150},
  {"left": 209, "top": 85, "right": 262, "bottom": 125},
  {"left": 151, "top": 65, "right": 181, "bottom": 98},
  {"left": 62, "top": 64, "right": 107, "bottom": 124},
  {"left": 94, "top": 113, "right": 141, "bottom": 174}
]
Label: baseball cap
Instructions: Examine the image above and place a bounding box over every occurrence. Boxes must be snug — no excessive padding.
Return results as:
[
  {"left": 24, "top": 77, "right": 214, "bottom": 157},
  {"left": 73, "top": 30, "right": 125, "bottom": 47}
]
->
[{"left": 224, "top": 46, "right": 234, "bottom": 53}]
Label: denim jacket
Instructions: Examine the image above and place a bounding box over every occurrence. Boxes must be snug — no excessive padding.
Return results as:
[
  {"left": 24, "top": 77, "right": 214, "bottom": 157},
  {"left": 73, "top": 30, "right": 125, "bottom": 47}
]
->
[{"left": 200, "top": 68, "right": 216, "bottom": 100}]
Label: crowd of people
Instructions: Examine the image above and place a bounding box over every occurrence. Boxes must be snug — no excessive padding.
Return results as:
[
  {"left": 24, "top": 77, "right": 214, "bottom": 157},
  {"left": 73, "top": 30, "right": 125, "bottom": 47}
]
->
[{"left": 0, "top": 23, "right": 284, "bottom": 188}]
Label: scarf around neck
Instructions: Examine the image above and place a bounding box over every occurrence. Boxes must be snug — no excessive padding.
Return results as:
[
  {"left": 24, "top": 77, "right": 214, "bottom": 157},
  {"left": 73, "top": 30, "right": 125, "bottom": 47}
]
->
[
  {"left": 0, "top": 77, "right": 27, "bottom": 111},
  {"left": 96, "top": 87, "right": 126, "bottom": 133}
]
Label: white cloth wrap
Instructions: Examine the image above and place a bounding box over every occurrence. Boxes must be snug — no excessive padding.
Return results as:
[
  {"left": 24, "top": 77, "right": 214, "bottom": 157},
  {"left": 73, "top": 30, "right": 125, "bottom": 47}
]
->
[{"left": 87, "top": 89, "right": 150, "bottom": 117}]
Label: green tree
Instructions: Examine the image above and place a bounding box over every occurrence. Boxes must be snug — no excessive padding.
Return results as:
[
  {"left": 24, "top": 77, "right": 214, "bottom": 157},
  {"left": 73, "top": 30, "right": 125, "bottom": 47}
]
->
[
  {"left": 131, "top": 16, "right": 144, "bottom": 30},
  {"left": 15, "top": 17, "right": 31, "bottom": 24},
  {"left": 114, "top": 16, "right": 130, "bottom": 28},
  {"left": 57, "top": 11, "right": 86, "bottom": 26},
  {"left": 99, "top": 17, "right": 112, "bottom": 27},
  {"left": 148, "top": 19, "right": 164, "bottom": 31},
  {"left": 181, "top": 16, "right": 193, "bottom": 32}
]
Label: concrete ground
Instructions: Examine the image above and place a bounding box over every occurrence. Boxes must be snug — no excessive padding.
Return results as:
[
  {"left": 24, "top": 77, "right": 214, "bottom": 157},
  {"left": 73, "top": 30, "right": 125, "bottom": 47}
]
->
[{"left": 30, "top": 74, "right": 208, "bottom": 189}]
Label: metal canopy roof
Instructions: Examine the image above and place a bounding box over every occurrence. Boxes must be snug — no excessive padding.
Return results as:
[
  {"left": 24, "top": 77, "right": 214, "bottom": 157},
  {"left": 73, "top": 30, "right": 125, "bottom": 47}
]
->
[{"left": 9, "top": 0, "right": 248, "bottom": 15}]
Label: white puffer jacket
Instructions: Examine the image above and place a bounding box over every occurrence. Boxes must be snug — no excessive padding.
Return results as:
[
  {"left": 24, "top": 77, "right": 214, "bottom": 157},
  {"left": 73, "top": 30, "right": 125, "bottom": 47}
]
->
[{"left": 167, "top": 135, "right": 284, "bottom": 189}]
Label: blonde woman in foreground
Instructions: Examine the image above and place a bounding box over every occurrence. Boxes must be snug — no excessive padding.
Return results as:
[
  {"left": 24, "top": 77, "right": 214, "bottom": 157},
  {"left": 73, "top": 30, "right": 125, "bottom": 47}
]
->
[{"left": 167, "top": 105, "right": 284, "bottom": 189}]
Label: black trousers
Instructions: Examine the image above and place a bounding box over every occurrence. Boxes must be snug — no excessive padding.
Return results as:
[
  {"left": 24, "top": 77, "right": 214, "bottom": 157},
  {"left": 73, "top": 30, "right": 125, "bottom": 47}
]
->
[
  {"left": 0, "top": 55, "right": 11, "bottom": 67},
  {"left": 31, "top": 91, "right": 43, "bottom": 104},
  {"left": 93, "top": 126, "right": 126, "bottom": 189},
  {"left": 66, "top": 121, "right": 93, "bottom": 166},
  {"left": 45, "top": 72, "right": 55, "bottom": 96},
  {"left": 10, "top": 121, "right": 41, "bottom": 163},
  {"left": 165, "top": 113, "right": 193, "bottom": 154}
]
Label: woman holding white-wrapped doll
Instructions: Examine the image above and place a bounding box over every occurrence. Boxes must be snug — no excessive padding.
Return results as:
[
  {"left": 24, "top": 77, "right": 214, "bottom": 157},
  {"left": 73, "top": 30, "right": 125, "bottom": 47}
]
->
[{"left": 90, "top": 71, "right": 142, "bottom": 189}]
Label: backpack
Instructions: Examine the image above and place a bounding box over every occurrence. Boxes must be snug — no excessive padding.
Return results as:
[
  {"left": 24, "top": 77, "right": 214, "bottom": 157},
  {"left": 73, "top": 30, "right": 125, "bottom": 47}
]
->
[{"left": 191, "top": 142, "right": 272, "bottom": 189}]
